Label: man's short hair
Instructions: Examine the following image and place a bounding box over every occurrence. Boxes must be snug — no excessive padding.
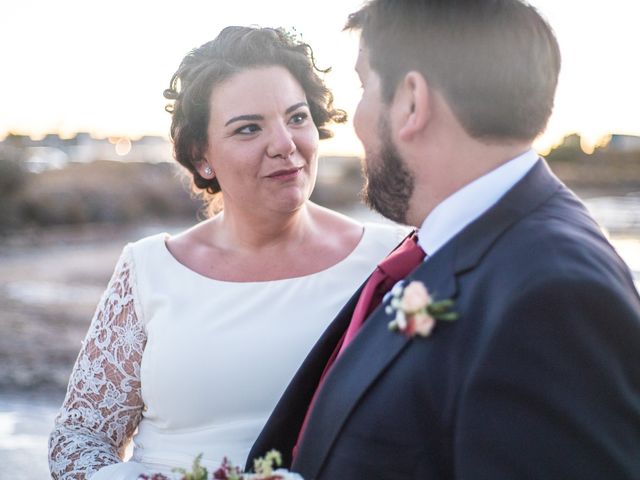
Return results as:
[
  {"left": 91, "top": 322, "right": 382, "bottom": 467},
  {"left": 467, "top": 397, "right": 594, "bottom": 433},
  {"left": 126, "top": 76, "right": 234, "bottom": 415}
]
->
[{"left": 346, "top": 0, "right": 561, "bottom": 141}]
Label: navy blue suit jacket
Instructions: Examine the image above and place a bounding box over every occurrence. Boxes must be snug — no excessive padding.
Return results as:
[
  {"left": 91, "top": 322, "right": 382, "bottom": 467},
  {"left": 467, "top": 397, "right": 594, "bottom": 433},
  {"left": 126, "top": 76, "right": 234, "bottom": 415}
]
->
[{"left": 247, "top": 160, "right": 640, "bottom": 479}]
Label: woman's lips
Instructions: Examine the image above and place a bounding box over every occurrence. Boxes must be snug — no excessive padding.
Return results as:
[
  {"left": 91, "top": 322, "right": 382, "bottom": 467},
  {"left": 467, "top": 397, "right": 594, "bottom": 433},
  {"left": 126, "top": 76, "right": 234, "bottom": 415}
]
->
[{"left": 266, "top": 167, "right": 303, "bottom": 180}]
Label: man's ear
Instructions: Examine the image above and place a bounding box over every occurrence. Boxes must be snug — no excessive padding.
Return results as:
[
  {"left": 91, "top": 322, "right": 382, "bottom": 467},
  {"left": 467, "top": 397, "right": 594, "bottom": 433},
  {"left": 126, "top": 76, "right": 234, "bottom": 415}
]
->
[{"left": 396, "top": 71, "right": 430, "bottom": 142}]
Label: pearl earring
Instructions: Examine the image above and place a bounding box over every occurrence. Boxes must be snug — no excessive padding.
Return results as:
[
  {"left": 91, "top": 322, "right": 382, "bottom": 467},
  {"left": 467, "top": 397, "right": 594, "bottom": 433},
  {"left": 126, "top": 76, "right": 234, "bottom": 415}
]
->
[{"left": 203, "top": 166, "right": 213, "bottom": 177}]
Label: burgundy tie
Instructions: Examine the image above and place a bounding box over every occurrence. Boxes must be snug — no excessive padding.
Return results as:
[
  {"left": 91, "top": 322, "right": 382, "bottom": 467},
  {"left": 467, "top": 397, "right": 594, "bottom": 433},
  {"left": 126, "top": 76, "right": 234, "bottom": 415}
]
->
[
  {"left": 338, "top": 233, "right": 426, "bottom": 354},
  {"left": 293, "top": 233, "right": 425, "bottom": 458}
]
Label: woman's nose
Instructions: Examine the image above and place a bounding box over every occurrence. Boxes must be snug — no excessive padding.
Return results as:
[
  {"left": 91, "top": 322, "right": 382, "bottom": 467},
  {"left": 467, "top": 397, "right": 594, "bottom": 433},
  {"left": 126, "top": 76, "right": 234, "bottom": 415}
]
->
[{"left": 267, "top": 124, "right": 296, "bottom": 159}]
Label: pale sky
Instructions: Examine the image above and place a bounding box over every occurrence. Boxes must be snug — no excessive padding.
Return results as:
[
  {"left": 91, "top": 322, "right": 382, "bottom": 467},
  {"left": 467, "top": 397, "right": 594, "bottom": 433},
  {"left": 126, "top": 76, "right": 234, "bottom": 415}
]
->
[{"left": 1, "top": 0, "right": 639, "bottom": 155}]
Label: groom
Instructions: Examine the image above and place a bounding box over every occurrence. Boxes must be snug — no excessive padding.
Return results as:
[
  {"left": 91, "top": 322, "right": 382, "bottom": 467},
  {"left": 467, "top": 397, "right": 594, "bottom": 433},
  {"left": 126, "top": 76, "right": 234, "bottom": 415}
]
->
[{"left": 248, "top": 0, "right": 640, "bottom": 478}]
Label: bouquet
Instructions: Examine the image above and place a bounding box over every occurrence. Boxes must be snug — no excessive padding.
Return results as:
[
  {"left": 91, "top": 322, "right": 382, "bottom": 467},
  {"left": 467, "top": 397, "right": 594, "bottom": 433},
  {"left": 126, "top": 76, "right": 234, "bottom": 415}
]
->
[{"left": 139, "top": 449, "right": 303, "bottom": 480}]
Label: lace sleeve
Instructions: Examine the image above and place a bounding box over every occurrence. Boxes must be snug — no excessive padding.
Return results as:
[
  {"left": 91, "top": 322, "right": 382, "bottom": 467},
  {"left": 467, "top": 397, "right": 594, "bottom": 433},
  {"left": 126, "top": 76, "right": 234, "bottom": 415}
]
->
[{"left": 49, "top": 245, "right": 147, "bottom": 479}]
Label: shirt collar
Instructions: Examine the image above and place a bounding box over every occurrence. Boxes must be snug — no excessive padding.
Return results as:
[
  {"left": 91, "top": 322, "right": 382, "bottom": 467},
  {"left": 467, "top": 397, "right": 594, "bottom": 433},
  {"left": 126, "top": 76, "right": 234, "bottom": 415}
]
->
[{"left": 417, "top": 148, "right": 539, "bottom": 256}]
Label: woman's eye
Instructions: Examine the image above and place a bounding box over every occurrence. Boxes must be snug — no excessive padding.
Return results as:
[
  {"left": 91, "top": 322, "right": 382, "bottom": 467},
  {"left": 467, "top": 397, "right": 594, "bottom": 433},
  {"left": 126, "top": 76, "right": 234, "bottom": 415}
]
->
[
  {"left": 289, "top": 112, "right": 308, "bottom": 125},
  {"left": 235, "top": 124, "right": 260, "bottom": 135}
]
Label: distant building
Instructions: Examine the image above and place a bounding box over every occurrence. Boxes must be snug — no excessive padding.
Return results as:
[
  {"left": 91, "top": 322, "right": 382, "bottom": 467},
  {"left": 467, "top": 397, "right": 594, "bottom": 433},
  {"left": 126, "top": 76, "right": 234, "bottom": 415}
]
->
[
  {"left": 604, "top": 134, "right": 640, "bottom": 153},
  {"left": 24, "top": 146, "right": 69, "bottom": 173},
  {"left": 560, "top": 133, "right": 582, "bottom": 149},
  {"left": 0, "top": 132, "right": 174, "bottom": 167},
  {"left": 132, "top": 136, "right": 173, "bottom": 163},
  {"left": 66, "top": 132, "right": 104, "bottom": 163},
  {"left": 41, "top": 133, "right": 65, "bottom": 149},
  {"left": 2, "top": 133, "right": 34, "bottom": 148}
]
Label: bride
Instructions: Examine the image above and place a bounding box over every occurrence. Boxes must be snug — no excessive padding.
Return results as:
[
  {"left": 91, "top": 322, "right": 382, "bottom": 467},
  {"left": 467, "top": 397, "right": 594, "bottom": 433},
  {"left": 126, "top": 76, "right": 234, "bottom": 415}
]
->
[{"left": 48, "top": 26, "right": 407, "bottom": 479}]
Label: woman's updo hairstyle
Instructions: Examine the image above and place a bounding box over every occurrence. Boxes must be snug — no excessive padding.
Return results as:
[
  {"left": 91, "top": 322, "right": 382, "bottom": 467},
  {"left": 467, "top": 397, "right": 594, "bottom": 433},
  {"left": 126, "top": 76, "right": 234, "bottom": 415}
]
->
[{"left": 164, "top": 26, "right": 347, "bottom": 204}]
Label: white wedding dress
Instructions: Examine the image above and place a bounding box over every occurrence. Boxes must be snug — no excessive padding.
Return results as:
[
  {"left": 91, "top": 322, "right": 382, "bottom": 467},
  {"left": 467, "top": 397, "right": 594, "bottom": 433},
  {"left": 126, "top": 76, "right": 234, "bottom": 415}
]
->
[{"left": 48, "top": 223, "right": 407, "bottom": 480}]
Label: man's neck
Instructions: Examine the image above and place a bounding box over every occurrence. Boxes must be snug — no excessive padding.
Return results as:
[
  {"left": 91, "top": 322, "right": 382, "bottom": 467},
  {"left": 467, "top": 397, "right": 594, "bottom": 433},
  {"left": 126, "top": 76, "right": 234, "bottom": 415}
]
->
[
  {"left": 406, "top": 138, "right": 532, "bottom": 226},
  {"left": 416, "top": 148, "right": 539, "bottom": 256}
]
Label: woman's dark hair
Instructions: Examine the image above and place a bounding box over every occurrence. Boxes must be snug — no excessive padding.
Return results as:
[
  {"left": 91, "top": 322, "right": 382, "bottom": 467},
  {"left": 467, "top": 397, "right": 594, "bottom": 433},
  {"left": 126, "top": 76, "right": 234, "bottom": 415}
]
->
[{"left": 164, "top": 26, "right": 346, "bottom": 206}]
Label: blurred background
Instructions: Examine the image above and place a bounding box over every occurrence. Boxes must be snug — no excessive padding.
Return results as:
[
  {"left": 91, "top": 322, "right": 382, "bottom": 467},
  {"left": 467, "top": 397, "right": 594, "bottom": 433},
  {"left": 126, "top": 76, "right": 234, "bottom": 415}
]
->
[{"left": 1, "top": 1, "right": 639, "bottom": 478}]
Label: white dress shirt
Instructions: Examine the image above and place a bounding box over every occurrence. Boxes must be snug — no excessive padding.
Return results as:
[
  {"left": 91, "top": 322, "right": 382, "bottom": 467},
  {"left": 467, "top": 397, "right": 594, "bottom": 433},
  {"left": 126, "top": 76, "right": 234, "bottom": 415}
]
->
[{"left": 417, "top": 148, "right": 539, "bottom": 257}]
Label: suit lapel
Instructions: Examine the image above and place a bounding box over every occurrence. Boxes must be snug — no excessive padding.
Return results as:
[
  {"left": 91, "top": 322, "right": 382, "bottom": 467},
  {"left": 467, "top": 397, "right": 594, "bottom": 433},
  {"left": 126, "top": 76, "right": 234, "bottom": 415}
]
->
[
  {"left": 293, "top": 159, "right": 563, "bottom": 478},
  {"left": 293, "top": 240, "right": 457, "bottom": 476}
]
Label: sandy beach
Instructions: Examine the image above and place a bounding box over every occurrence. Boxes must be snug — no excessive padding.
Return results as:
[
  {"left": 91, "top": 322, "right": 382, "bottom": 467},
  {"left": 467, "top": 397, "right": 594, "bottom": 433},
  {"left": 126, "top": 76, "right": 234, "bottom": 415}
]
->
[{"left": 0, "top": 222, "right": 188, "bottom": 396}]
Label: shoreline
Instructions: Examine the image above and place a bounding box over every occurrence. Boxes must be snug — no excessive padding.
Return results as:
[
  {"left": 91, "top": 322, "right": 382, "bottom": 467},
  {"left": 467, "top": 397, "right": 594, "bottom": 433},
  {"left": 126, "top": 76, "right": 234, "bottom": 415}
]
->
[
  {"left": 1, "top": 194, "right": 639, "bottom": 395},
  {"left": 1, "top": 185, "right": 638, "bottom": 247}
]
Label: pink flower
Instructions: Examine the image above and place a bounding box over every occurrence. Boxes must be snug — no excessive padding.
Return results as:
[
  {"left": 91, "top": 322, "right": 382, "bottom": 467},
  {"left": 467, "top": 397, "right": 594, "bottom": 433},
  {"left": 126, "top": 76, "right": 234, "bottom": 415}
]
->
[
  {"left": 406, "top": 311, "right": 436, "bottom": 337},
  {"left": 387, "top": 281, "right": 458, "bottom": 338},
  {"left": 399, "top": 281, "right": 431, "bottom": 313}
]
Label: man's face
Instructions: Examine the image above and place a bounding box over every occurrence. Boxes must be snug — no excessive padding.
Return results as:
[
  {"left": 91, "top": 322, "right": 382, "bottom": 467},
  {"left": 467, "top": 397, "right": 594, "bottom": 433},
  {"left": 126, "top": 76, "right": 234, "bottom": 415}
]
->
[{"left": 354, "top": 44, "right": 415, "bottom": 225}]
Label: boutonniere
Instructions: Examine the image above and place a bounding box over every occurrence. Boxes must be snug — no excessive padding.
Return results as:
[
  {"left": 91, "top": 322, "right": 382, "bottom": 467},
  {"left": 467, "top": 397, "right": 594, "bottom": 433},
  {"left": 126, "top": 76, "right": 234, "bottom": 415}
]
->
[{"left": 386, "top": 281, "right": 458, "bottom": 337}]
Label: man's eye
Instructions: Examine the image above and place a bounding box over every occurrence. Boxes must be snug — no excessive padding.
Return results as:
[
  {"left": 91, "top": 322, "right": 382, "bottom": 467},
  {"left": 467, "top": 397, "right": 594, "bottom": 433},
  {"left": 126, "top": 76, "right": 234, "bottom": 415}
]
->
[
  {"left": 289, "top": 112, "right": 308, "bottom": 125},
  {"left": 235, "top": 124, "right": 260, "bottom": 135}
]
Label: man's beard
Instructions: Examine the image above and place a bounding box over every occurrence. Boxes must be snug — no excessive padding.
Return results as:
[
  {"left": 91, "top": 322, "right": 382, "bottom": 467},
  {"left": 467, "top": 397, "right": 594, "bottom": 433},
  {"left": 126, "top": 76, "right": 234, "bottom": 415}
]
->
[{"left": 361, "top": 115, "right": 415, "bottom": 225}]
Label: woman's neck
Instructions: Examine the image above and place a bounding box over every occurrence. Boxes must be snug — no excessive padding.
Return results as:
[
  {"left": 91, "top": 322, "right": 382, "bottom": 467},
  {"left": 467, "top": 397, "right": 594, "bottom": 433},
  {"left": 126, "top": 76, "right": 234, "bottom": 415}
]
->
[{"left": 214, "top": 202, "right": 314, "bottom": 253}]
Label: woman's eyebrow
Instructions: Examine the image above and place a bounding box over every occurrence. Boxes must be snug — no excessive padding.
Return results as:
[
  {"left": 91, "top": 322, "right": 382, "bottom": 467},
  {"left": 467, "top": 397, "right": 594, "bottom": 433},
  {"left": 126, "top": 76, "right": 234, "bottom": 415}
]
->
[
  {"left": 285, "top": 102, "right": 308, "bottom": 114},
  {"left": 225, "top": 114, "right": 263, "bottom": 127},
  {"left": 224, "top": 102, "right": 308, "bottom": 127}
]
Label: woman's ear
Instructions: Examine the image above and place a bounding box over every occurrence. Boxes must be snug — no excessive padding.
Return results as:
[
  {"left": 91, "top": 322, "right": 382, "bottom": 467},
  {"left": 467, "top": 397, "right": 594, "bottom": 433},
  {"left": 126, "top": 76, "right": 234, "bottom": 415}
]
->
[
  {"left": 194, "top": 157, "right": 215, "bottom": 179},
  {"left": 192, "top": 143, "right": 215, "bottom": 178},
  {"left": 396, "top": 71, "right": 431, "bottom": 142}
]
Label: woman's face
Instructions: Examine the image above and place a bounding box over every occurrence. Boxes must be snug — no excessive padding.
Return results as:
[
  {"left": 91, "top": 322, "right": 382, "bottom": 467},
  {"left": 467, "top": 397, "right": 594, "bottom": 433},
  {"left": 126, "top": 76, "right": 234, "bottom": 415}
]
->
[{"left": 201, "top": 66, "right": 320, "bottom": 216}]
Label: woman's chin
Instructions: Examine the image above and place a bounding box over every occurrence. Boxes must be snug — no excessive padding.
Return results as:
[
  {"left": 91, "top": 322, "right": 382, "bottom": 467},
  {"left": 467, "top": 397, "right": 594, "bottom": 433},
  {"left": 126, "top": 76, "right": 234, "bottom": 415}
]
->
[{"left": 271, "top": 190, "right": 311, "bottom": 214}]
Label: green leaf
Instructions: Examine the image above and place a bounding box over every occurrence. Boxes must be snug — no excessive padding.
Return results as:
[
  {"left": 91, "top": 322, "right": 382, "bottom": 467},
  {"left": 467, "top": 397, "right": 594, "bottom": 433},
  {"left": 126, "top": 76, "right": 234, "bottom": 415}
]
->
[
  {"left": 172, "top": 453, "right": 208, "bottom": 480},
  {"left": 434, "top": 299, "right": 454, "bottom": 308},
  {"left": 253, "top": 449, "right": 282, "bottom": 476}
]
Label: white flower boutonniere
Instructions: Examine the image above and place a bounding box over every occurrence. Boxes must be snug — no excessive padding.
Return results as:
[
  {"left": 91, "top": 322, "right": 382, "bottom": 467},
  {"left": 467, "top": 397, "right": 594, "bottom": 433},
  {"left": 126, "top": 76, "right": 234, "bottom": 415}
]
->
[{"left": 386, "top": 281, "right": 458, "bottom": 337}]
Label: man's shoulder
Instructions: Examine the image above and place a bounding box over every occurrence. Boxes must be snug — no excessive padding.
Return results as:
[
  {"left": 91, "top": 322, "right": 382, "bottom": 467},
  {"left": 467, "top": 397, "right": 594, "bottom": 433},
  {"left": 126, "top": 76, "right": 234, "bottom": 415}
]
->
[
  {"left": 479, "top": 187, "right": 630, "bottom": 290},
  {"left": 498, "top": 184, "right": 598, "bottom": 246},
  {"left": 511, "top": 189, "right": 606, "bottom": 254}
]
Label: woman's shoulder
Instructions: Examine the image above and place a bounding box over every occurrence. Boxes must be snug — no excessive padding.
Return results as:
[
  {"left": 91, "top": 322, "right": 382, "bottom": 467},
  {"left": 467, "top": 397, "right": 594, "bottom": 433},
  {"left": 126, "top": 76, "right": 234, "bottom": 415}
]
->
[
  {"left": 127, "top": 231, "right": 169, "bottom": 253},
  {"left": 310, "top": 202, "right": 409, "bottom": 255},
  {"left": 363, "top": 221, "right": 411, "bottom": 239},
  {"left": 124, "top": 231, "right": 171, "bottom": 269},
  {"left": 361, "top": 221, "right": 411, "bottom": 253}
]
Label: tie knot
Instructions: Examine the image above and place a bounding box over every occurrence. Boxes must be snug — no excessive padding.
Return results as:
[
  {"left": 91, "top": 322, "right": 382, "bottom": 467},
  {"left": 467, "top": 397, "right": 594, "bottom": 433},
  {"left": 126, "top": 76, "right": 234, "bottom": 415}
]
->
[{"left": 377, "top": 233, "right": 425, "bottom": 284}]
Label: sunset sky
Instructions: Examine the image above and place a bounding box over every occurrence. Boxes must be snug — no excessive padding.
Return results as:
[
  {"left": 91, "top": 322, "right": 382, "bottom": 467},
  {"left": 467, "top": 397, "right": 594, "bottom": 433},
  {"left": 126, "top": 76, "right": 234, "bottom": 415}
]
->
[{"left": 2, "top": 0, "right": 639, "bottom": 156}]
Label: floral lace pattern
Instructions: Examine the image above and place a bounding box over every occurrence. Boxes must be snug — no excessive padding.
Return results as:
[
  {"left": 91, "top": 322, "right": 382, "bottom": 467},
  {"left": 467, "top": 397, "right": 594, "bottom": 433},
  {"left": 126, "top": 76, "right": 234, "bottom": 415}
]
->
[{"left": 49, "top": 246, "right": 147, "bottom": 479}]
